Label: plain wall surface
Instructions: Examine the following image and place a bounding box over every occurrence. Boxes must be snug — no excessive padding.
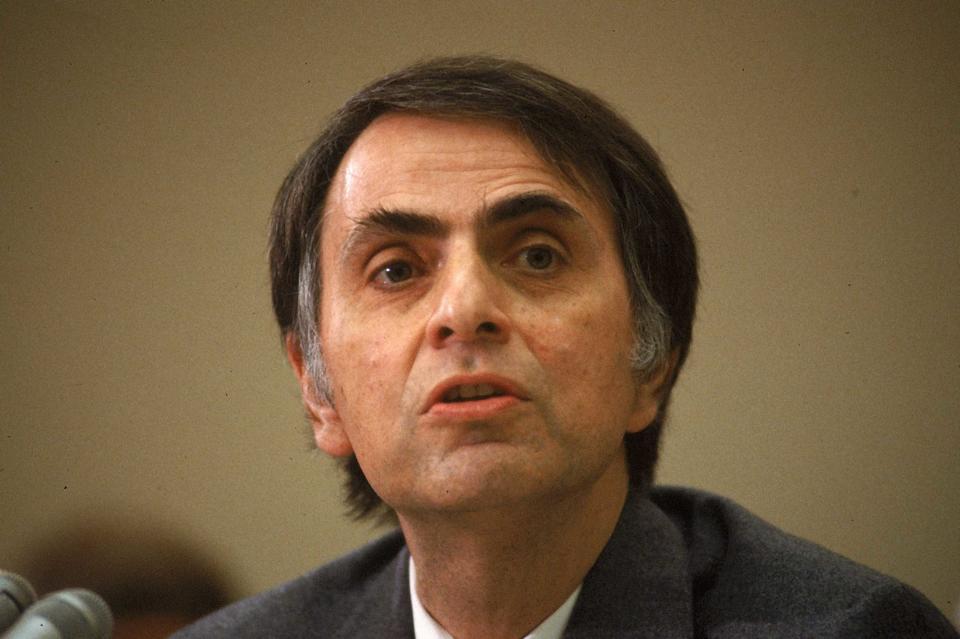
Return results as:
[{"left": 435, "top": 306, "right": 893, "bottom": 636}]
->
[{"left": 2, "top": 0, "right": 958, "bottom": 619}]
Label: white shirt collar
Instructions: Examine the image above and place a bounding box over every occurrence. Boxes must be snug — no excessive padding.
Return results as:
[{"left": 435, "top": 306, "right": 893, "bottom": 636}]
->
[{"left": 409, "top": 557, "right": 581, "bottom": 639}]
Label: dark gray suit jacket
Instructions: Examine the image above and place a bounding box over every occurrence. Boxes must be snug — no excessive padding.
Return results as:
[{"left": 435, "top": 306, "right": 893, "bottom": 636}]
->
[{"left": 173, "top": 487, "right": 957, "bottom": 638}]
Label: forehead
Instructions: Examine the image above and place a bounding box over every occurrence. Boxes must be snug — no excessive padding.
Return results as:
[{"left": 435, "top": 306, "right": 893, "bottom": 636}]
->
[{"left": 323, "top": 112, "right": 603, "bottom": 224}]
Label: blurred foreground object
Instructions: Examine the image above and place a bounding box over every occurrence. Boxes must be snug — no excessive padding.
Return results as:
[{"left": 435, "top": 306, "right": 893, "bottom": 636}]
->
[
  {"left": 18, "top": 517, "right": 235, "bottom": 639},
  {"left": 0, "top": 572, "right": 37, "bottom": 632},
  {"left": 3, "top": 588, "right": 112, "bottom": 638}
]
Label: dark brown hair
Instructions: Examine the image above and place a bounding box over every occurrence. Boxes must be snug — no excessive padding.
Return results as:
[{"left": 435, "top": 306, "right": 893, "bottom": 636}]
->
[{"left": 269, "top": 55, "right": 699, "bottom": 520}]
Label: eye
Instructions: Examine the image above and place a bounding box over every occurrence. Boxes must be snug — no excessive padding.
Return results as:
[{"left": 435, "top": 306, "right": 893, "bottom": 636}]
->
[
  {"left": 371, "top": 260, "right": 417, "bottom": 286},
  {"left": 518, "top": 244, "right": 557, "bottom": 270}
]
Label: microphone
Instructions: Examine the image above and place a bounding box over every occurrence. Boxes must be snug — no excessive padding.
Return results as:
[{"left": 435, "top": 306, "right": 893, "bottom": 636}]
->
[
  {"left": 2, "top": 589, "right": 112, "bottom": 639},
  {"left": 0, "top": 573, "right": 37, "bottom": 632}
]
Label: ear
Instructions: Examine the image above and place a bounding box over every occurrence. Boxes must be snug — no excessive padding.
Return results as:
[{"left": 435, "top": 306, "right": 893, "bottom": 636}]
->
[
  {"left": 285, "top": 334, "right": 354, "bottom": 458},
  {"left": 625, "top": 351, "right": 679, "bottom": 434}
]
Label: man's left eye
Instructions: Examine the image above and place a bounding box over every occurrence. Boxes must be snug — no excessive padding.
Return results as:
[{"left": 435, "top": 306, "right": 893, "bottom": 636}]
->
[{"left": 519, "top": 245, "right": 557, "bottom": 270}]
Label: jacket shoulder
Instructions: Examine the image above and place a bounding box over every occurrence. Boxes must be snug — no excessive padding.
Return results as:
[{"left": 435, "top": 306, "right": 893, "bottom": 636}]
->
[
  {"left": 170, "top": 529, "right": 407, "bottom": 639},
  {"left": 651, "top": 486, "right": 957, "bottom": 638}
]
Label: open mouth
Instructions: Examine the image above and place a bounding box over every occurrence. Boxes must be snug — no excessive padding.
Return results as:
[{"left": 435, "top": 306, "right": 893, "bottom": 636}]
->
[
  {"left": 422, "top": 375, "right": 525, "bottom": 415},
  {"left": 441, "top": 383, "right": 507, "bottom": 403}
]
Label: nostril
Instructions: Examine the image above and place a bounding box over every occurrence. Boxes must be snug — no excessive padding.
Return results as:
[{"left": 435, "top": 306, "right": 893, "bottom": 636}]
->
[
  {"left": 430, "top": 320, "right": 505, "bottom": 345},
  {"left": 477, "top": 321, "right": 498, "bottom": 334}
]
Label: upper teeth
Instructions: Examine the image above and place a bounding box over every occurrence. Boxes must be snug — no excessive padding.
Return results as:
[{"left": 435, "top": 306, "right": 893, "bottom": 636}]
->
[{"left": 443, "top": 383, "right": 501, "bottom": 402}]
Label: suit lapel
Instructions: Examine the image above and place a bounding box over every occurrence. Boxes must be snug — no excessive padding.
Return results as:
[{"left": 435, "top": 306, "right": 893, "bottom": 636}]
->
[
  {"left": 333, "top": 545, "right": 415, "bottom": 639},
  {"left": 563, "top": 492, "right": 695, "bottom": 638}
]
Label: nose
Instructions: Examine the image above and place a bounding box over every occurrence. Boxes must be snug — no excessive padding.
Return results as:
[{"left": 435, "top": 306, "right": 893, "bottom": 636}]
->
[{"left": 425, "top": 252, "right": 511, "bottom": 349}]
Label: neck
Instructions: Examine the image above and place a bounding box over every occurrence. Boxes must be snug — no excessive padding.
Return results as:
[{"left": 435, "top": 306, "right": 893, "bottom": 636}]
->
[{"left": 398, "top": 458, "right": 630, "bottom": 639}]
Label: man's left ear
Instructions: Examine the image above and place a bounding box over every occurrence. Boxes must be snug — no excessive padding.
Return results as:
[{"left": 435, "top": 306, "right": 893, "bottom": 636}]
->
[{"left": 626, "top": 351, "right": 678, "bottom": 434}]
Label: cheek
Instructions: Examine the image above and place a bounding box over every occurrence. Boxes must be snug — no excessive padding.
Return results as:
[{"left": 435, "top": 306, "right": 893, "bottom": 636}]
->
[
  {"left": 324, "top": 307, "right": 425, "bottom": 435},
  {"left": 525, "top": 301, "right": 632, "bottom": 381},
  {"left": 521, "top": 293, "right": 637, "bottom": 420},
  {"left": 334, "top": 333, "right": 394, "bottom": 402},
  {"left": 532, "top": 286, "right": 631, "bottom": 349}
]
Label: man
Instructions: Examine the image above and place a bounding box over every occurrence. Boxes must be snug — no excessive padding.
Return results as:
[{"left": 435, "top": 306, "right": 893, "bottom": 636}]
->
[{"left": 175, "top": 57, "right": 956, "bottom": 638}]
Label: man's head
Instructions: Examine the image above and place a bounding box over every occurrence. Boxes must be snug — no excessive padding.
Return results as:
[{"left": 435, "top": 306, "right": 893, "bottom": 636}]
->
[{"left": 270, "top": 56, "right": 698, "bottom": 520}]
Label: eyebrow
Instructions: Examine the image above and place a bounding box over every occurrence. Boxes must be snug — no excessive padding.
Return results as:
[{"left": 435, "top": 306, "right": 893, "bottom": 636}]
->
[
  {"left": 337, "top": 191, "right": 589, "bottom": 268},
  {"left": 338, "top": 208, "right": 446, "bottom": 269},
  {"left": 481, "top": 192, "right": 584, "bottom": 229}
]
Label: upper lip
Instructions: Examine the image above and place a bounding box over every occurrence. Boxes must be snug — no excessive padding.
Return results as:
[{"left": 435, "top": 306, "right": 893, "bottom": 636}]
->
[{"left": 421, "top": 373, "right": 528, "bottom": 413}]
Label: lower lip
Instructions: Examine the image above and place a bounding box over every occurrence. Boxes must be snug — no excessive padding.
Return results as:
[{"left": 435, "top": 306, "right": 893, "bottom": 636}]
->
[{"left": 426, "top": 395, "right": 522, "bottom": 420}]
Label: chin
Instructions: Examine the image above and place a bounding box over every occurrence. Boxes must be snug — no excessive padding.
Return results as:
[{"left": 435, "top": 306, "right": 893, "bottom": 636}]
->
[{"left": 399, "top": 465, "right": 588, "bottom": 516}]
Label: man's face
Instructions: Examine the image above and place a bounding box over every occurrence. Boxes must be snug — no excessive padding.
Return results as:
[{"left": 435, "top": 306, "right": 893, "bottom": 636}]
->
[{"left": 301, "top": 113, "right": 662, "bottom": 515}]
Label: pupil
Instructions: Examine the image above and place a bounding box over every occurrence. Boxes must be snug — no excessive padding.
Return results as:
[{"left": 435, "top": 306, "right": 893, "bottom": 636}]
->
[
  {"left": 384, "top": 262, "right": 411, "bottom": 282},
  {"left": 527, "top": 247, "right": 553, "bottom": 269}
]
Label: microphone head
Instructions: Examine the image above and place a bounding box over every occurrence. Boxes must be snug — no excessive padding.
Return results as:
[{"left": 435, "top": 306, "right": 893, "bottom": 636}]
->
[
  {"left": 0, "top": 571, "right": 38, "bottom": 632},
  {"left": 4, "top": 588, "right": 113, "bottom": 639}
]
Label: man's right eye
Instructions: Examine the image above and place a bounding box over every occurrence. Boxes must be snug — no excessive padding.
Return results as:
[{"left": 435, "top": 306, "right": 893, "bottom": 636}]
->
[{"left": 371, "top": 260, "right": 416, "bottom": 286}]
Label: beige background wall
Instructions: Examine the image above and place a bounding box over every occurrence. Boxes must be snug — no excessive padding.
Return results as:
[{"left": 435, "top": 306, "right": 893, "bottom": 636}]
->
[{"left": 2, "top": 0, "right": 958, "bottom": 619}]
